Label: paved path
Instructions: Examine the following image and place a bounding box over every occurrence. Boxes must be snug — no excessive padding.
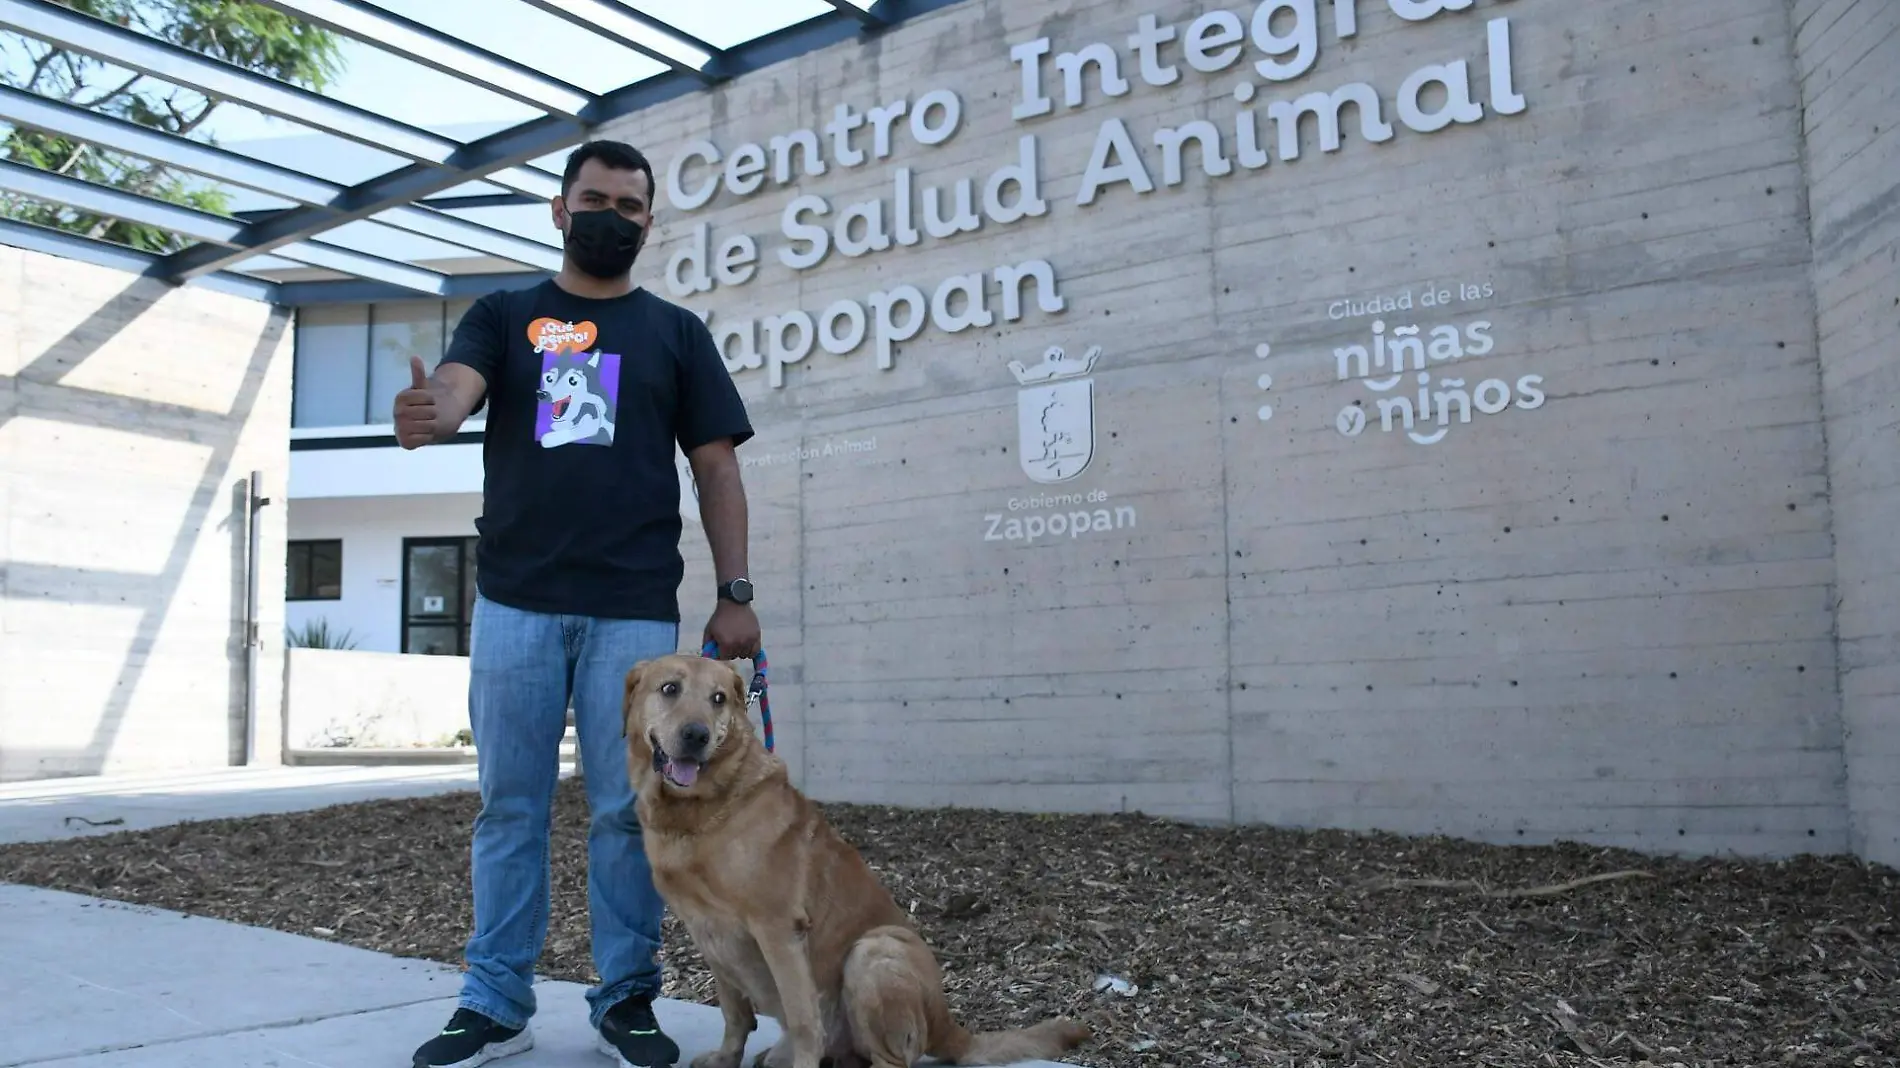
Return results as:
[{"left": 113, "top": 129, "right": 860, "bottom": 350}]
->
[
  {"left": 0, "top": 765, "right": 1077, "bottom": 1067},
  {"left": 0, "top": 882, "right": 782, "bottom": 1067},
  {"left": 0, "top": 764, "right": 513, "bottom": 846}
]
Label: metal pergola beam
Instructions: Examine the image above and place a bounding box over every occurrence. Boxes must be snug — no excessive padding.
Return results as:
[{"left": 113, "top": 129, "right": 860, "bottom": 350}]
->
[
  {"left": 376, "top": 205, "right": 563, "bottom": 272},
  {"left": 0, "top": 0, "right": 564, "bottom": 196},
  {"left": 1, "top": 0, "right": 451, "bottom": 163},
  {"left": 518, "top": 0, "right": 717, "bottom": 79},
  {"left": 418, "top": 192, "right": 545, "bottom": 211},
  {"left": 248, "top": 0, "right": 595, "bottom": 117},
  {"left": 0, "top": 83, "right": 563, "bottom": 271},
  {"left": 0, "top": 154, "right": 453, "bottom": 292},
  {"left": 0, "top": 157, "right": 246, "bottom": 244},
  {"left": 0, "top": 216, "right": 276, "bottom": 301},
  {"left": 0, "top": 0, "right": 975, "bottom": 305},
  {"left": 0, "top": 85, "right": 341, "bottom": 204},
  {"left": 155, "top": 0, "right": 970, "bottom": 283},
  {"left": 273, "top": 238, "right": 451, "bottom": 293},
  {"left": 158, "top": 62, "right": 726, "bottom": 281},
  {"left": 275, "top": 269, "right": 551, "bottom": 306},
  {"left": 823, "top": 0, "right": 887, "bottom": 28}
]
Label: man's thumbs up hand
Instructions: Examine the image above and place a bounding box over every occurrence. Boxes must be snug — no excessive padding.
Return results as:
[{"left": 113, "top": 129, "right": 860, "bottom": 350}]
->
[{"left": 394, "top": 356, "right": 439, "bottom": 450}]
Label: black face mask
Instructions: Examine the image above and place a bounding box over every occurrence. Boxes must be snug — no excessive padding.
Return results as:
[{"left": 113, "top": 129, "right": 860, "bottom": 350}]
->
[{"left": 563, "top": 207, "right": 644, "bottom": 279}]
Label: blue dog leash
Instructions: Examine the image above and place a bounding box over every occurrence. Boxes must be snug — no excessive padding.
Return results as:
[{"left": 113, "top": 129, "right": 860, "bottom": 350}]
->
[{"left": 700, "top": 640, "right": 772, "bottom": 753}]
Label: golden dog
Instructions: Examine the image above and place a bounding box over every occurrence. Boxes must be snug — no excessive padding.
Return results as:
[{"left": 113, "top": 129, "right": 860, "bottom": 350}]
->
[{"left": 622, "top": 653, "right": 1091, "bottom": 1068}]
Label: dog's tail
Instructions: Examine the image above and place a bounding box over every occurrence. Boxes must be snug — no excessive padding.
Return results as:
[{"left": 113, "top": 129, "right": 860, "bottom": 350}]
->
[
  {"left": 936, "top": 1018, "right": 1093, "bottom": 1066},
  {"left": 846, "top": 925, "right": 1090, "bottom": 1066}
]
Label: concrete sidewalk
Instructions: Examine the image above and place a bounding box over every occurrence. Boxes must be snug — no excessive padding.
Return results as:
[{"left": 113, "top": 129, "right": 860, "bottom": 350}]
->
[
  {"left": 0, "top": 882, "right": 784, "bottom": 1067},
  {"left": 0, "top": 765, "right": 1079, "bottom": 1067},
  {"left": 0, "top": 764, "right": 521, "bottom": 846}
]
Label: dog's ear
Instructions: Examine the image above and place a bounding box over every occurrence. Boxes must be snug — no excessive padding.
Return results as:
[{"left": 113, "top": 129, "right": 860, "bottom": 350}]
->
[
  {"left": 724, "top": 662, "right": 748, "bottom": 711},
  {"left": 622, "top": 660, "right": 650, "bottom": 739}
]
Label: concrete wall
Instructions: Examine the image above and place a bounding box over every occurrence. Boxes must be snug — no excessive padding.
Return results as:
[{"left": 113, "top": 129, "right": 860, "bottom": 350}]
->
[
  {"left": 284, "top": 493, "right": 481, "bottom": 654},
  {"left": 0, "top": 247, "right": 291, "bottom": 781},
  {"left": 1793, "top": 0, "right": 1900, "bottom": 868},
  {"left": 575, "top": 0, "right": 1866, "bottom": 859},
  {"left": 283, "top": 647, "right": 470, "bottom": 749}
]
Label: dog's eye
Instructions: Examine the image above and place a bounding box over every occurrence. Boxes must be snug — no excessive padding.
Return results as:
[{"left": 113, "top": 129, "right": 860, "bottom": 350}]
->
[
  {"left": 661, "top": 681, "right": 680, "bottom": 697},
  {"left": 711, "top": 691, "right": 725, "bottom": 705}
]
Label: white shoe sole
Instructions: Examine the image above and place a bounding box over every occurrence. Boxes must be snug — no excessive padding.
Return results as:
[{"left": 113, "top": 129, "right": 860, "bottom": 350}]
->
[
  {"left": 596, "top": 1034, "right": 674, "bottom": 1067},
  {"left": 430, "top": 1027, "right": 534, "bottom": 1068}
]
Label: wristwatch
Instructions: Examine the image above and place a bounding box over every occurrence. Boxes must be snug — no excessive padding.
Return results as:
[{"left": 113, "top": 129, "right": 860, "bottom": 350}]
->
[{"left": 717, "top": 577, "right": 754, "bottom": 605}]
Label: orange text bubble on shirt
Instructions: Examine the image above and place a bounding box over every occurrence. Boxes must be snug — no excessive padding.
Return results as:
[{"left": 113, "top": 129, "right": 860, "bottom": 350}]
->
[{"left": 527, "top": 317, "right": 598, "bottom": 355}]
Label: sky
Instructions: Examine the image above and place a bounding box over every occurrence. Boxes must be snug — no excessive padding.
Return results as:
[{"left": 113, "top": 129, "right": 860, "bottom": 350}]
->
[{"left": 4, "top": 0, "right": 853, "bottom": 271}]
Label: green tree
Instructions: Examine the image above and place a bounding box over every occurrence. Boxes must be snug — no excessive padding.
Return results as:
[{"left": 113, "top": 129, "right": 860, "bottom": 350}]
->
[{"left": 1, "top": 0, "right": 343, "bottom": 253}]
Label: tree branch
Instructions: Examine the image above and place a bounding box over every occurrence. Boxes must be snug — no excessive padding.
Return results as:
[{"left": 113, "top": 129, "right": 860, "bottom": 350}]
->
[
  {"left": 82, "top": 215, "right": 121, "bottom": 241},
  {"left": 57, "top": 52, "right": 86, "bottom": 98},
  {"left": 80, "top": 72, "right": 144, "bottom": 111},
  {"left": 56, "top": 141, "right": 88, "bottom": 175},
  {"left": 23, "top": 45, "right": 60, "bottom": 93},
  {"left": 177, "top": 99, "right": 220, "bottom": 136}
]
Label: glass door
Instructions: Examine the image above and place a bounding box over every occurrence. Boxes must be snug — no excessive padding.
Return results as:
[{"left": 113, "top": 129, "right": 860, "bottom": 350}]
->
[{"left": 401, "top": 536, "right": 477, "bottom": 655}]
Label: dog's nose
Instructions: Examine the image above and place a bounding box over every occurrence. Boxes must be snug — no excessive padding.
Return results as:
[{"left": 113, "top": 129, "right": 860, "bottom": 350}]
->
[{"left": 678, "top": 722, "right": 711, "bottom": 754}]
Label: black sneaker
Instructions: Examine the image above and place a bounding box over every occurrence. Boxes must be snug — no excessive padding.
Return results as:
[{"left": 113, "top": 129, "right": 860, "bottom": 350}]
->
[
  {"left": 595, "top": 994, "right": 681, "bottom": 1067},
  {"left": 412, "top": 1006, "right": 534, "bottom": 1067}
]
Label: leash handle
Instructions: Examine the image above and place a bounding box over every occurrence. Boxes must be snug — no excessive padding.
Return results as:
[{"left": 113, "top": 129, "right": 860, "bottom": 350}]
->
[{"left": 700, "top": 640, "right": 772, "bottom": 753}]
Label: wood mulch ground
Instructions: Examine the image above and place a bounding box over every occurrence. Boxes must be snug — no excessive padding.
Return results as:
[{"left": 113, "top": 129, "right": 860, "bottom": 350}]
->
[{"left": 1, "top": 778, "right": 1894, "bottom": 1067}]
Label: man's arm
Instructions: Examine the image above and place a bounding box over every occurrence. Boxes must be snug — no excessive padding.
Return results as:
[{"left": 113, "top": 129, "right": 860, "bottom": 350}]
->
[
  {"left": 674, "top": 308, "right": 758, "bottom": 658},
  {"left": 395, "top": 294, "right": 500, "bottom": 449},
  {"left": 688, "top": 438, "right": 748, "bottom": 585},
  {"left": 690, "top": 437, "right": 759, "bottom": 659}
]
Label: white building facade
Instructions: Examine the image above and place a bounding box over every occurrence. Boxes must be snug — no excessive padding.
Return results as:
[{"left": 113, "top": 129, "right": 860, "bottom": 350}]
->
[{"left": 286, "top": 298, "right": 482, "bottom": 656}]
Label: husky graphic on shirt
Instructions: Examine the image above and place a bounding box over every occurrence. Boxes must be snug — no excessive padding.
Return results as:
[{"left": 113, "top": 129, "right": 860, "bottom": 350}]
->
[{"left": 527, "top": 317, "right": 620, "bottom": 449}]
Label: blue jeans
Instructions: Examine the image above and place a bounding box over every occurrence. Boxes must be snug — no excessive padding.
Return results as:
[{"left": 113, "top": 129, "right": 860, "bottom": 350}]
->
[{"left": 457, "top": 592, "right": 678, "bottom": 1032}]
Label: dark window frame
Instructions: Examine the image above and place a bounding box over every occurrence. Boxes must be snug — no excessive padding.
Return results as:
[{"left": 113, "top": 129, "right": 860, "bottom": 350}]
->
[
  {"left": 286, "top": 539, "right": 343, "bottom": 601},
  {"left": 400, "top": 535, "right": 478, "bottom": 656}
]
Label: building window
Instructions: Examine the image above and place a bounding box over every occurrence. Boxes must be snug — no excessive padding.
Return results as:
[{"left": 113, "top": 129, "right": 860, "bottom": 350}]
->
[
  {"left": 367, "top": 301, "right": 447, "bottom": 426},
  {"left": 287, "top": 539, "right": 343, "bottom": 601},
  {"left": 291, "top": 306, "right": 370, "bottom": 428},
  {"left": 401, "top": 536, "right": 478, "bottom": 656},
  {"left": 291, "top": 299, "right": 480, "bottom": 430}
]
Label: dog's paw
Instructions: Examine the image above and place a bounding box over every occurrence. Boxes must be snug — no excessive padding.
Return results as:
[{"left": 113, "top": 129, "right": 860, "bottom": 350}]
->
[
  {"left": 691, "top": 1051, "right": 742, "bottom": 1068},
  {"left": 750, "top": 1040, "right": 794, "bottom": 1068}
]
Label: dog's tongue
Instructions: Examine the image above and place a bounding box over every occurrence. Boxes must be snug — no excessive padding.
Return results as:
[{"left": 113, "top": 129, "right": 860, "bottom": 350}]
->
[{"left": 667, "top": 759, "right": 700, "bottom": 786}]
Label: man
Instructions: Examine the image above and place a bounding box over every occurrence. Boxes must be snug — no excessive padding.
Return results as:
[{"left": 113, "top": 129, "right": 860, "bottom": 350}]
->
[{"left": 395, "top": 138, "right": 761, "bottom": 1068}]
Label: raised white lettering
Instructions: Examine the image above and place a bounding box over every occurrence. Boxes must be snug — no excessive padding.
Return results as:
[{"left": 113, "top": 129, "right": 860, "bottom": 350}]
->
[
  {"left": 1077, "top": 118, "right": 1155, "bottom": 205},
  {"left": 778, "top": 195, "right": 831, "bottom": 271},
  {"left": 1251, "top": 0, "right": 1319, "bottom": 82},
  {"left": 1397, "top": 59, "right": 1485, "bottom": 133},
  {"left": 1011, "top": 37, "right": 1054, "bottom": 119},
  {"left": 1269, "top": 82, "right": 1393, "bottom": 160},
  {"left": 665, "top": 140, "right": 719, "bottom": 210}
]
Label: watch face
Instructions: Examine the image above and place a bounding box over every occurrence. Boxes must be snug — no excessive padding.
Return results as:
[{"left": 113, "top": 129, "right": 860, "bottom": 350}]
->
[{"left": 726, "top": 578, "right": 753, "bottom": 603}]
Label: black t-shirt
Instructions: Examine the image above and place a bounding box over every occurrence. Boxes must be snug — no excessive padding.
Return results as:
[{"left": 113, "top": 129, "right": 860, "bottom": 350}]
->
[{"left": 439, "top": 280, "right": 752, "bottom": 622}]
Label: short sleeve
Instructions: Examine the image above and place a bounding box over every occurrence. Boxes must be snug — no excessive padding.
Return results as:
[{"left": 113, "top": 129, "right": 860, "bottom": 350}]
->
[
  {"left": 674, "top": 308, "right": 754, "bottom": 452},
  {"left": 440, "top": 292, "right": 506, "bottom": 415}
]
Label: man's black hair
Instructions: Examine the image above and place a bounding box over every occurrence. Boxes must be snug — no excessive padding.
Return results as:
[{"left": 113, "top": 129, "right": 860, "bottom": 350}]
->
[{"left": 561, "top": 139, "right": 655, "bottom": 203}]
